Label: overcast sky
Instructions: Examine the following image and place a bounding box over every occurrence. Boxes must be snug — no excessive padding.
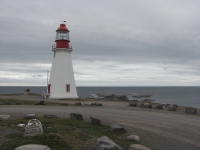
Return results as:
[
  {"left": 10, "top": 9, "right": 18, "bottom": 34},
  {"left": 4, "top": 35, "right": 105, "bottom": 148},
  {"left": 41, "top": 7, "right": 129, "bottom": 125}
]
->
[{"left": 0, "top": 0, "right": 200, "bottom": 86}]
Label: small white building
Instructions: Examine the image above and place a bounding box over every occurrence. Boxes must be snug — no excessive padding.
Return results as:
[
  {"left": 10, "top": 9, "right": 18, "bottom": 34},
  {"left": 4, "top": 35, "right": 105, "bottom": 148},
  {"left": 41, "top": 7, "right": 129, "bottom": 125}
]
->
[{"left": 49, "top": 22, "right": 78, "bottom": 98}]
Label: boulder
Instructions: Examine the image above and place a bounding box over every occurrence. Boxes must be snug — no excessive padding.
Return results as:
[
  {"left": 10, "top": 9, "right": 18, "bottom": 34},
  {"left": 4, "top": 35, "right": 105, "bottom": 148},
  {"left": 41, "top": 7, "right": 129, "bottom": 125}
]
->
[
  {"left": 153, "top": 104, "right": 163, "bottom": 109},
  {"left": 6, "top": 102, "right": 12, "bottom": 105},
  {"left": 129, "top": 144, "right": 151, "bottom": 150},
  {"left": 94, "top": 102, "right": 103, "bottom": 106},
  {"left": 90, "top": 117, "right": 101, "bottom": 126},
  {"left": 14, "top": 144, "right": 51, "bottom": 150},
  {"left": 60, "top": 103, "right": 68, "bottom": 106},
  {"left": 35, "top": 100, "right": 45, "bottom": 105},
  {"left": 129, "top": 101, "right": 138, "bottom": 107},
  {"left": 110, "top": 124, "right": 127, "bottom": 133},
  {"left": 185, "top": 107, "right": 197, "bottom": 114},
  {"left": 166, "top": 104, "right": 178, "bottom": 111},
  {"left": 75, "top": 102, "right": 82, "bottom": 106},
  {"left": 143, "top": 103, "right": 151, "bottom": 108},
  {"left": 0, "top": 115, "right": 10, "bottom": 121},
  {"left": 127, "top": 135, "right": 140, "bottom": 142},
  {"left": 70, "top": 113, "right": 83, "bottom": 121},
  {"left": 43, "top": 114, "right": 58, "bottom": 118},
  {"left": 96, "top": 136, "right": 123, "bottom": 150},
  {"left": 24, "top": 114, "right": 36, "bottom": 120},
  {"left": 16, "top": 101, "right": 22, "bottom": 105},
  {"left": 0, "top": 102, "right": 3, "bottom": 105}
]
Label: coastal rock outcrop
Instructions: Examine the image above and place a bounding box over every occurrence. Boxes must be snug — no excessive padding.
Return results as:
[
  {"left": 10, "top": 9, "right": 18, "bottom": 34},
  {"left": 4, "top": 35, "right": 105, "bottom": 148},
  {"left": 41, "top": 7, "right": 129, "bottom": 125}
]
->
[{"left": 96, "top": 136, "right": 123, "bottom": 150}]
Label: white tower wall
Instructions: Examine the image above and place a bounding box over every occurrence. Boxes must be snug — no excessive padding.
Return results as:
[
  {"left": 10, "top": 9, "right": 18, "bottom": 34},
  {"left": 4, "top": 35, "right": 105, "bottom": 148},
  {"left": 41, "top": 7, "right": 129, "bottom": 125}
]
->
[{"left": 49, "top": 48, "right": 78, "bottom": 98}]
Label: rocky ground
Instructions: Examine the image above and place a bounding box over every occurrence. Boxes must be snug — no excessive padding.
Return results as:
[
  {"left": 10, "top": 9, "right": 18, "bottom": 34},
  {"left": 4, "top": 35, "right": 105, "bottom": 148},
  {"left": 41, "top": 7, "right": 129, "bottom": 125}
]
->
[{"left": 0, "top": 94, "right": 200, "bottom": 150}]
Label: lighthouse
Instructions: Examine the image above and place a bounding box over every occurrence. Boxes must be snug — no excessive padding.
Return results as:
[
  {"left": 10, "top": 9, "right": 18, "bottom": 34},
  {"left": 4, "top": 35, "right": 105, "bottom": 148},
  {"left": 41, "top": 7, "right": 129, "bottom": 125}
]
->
[{"left": 48, "top": 22, "right": 78, "bottom": 98}]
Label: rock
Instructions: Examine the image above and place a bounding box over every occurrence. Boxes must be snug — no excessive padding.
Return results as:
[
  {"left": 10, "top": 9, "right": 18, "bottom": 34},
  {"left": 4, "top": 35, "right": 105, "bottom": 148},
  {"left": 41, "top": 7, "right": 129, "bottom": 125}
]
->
[
  {"left": 153, "top": 104, "right": 163, "bottom": 109},
  {"left": 166, "top": 104, "right": 178, "bottom": 111},
  {"left": 129, "top": 144, "right": 151, "bottom": 150},
  {"left": 127, "top": 135, "right": 140, "bottom": 142},
  {"left": 94, "top": 102, "right": 103, "bottom": 106},
  {"left": 90, "top": 117, "right": 101, "bottom": 126},
  {"left": 96, "top": 136, "right": 123, "bottom": 150},
  {"left": 185, "top": 107, "right": 197, "bottom": 114},
  {"left": 60, "top": 103, "right": 68, "bottom": 106},
  {"left": 17, "top": 124, "right": 25, "bottom": 127},
  {"left": 14, "top": 144, "right": 51, "bottom": 150},
  {"left": 0, "top": 115, "right": 10, "bottom": 121},
  {"left": 110, "top": 124, "right": 127, "bottom": 133},
  {"left": 6, "top": 102, "right": 12, "bottom": 105},
  {"left": 24, "top": 114, "right": 36, "bottom": 120},
  {"left": 129, "top": 101, "right": 138, "bottom": 107},
  {"left": 70, "top": 113, "right": 83, "bottom": 121},
  {"left": 35, "top": 100, "right": 45, "bottom": 105},
  {"left": 143, "top": 103, "right": 151, "bottom": 108},
  {"left": 16, "top": 101, "right": 22, "bottom": 105},
  {"left": 43, "top": 114, "right": 58, "bottom": 118},
  {"left": 0, "top": 102, "right": 3, "bottom": 105},
  {"left": 75, "top": 102, "right": 82, "bottom": 106}
]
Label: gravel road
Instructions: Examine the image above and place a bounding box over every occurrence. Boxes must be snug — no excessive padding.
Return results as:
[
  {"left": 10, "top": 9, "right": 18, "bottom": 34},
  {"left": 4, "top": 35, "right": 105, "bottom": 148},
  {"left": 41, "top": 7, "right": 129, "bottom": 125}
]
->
[{"left": 0, "top": 94, "right": 200, "bottom": 150}]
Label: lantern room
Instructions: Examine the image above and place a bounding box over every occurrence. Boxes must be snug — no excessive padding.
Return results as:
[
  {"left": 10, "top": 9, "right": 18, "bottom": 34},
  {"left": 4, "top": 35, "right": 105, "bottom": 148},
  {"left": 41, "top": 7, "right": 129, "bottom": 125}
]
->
[{"left": 55, "top": 23, "right": 70, "bottom": 48}]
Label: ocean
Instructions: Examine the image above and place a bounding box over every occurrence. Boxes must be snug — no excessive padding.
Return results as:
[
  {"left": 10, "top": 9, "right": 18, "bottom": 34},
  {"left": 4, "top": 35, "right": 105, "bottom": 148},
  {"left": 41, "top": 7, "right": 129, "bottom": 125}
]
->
[{"left": 0, "top": 86, "right": 200, "bottom": 108}]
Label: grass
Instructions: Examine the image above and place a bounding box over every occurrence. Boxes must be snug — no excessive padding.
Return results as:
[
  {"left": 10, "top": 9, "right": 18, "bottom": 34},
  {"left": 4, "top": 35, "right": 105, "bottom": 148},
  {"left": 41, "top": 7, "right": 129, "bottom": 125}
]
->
[{"left": 0, "top": 118, "right": 136, "bottom": 150}]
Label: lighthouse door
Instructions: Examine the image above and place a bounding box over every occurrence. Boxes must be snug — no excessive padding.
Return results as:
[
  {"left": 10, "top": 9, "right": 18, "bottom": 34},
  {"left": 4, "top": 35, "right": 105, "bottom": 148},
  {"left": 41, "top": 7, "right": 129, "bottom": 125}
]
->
[{"left": 48, "top": 84, "right": 51, "bottom": 94}]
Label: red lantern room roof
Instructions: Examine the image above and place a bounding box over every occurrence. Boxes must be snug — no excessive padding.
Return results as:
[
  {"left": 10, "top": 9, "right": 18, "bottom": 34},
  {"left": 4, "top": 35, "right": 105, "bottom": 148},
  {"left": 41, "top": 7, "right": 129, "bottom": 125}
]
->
[{"left": 56, "top": 23, "right": 69, "bottom": 32}]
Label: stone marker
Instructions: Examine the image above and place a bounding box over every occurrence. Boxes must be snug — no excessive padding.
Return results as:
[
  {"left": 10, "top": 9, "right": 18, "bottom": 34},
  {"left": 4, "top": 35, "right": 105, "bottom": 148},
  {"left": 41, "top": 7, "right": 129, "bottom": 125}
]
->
[
  {"left": 24, "top": 114, "right": 36, "bottom": 120},
  {"left": 129, "top": 144, "right": 151, "bottom": 150},
  {"left": 110, "top": 124, "right": 127, "bottom": 133},
  {"left": 127, "top": 135, "right": 140, "bottom": 142},
  {"left": 75, "top": 102, "right": 82, "bottom": 106},
  {"left": 185, "top": 107, "right": 197, "bottom": 114},
  {"left": 14, "top": 144, "right": 51, "bottom": 150},
  {"left": 70, "top": 113, "right": 83, "bottom": 121},
  {"left": 0, "top": 115, "right": 10, "bottom": 121},
  {"left": 43, "top": 114, "right": 58, "bottom": 118},
  {"left": 90, "top": 117, "right": 102, "bottom": 126},
  {"left": 96, "top": 136, "right": 123, "bottom": 150}
]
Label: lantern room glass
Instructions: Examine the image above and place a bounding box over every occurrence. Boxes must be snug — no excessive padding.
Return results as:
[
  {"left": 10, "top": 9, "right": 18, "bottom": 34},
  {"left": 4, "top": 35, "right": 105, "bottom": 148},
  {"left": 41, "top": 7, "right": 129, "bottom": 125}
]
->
[{"left": 56, "top": 32, "right": 69, "bottom": 40}]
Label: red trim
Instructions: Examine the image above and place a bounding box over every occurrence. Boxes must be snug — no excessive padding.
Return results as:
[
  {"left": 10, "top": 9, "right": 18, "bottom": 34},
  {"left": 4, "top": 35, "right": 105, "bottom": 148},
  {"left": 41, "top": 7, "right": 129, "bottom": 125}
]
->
[{"left": 48, "top": 84, "right": 51, "bottom": 94}]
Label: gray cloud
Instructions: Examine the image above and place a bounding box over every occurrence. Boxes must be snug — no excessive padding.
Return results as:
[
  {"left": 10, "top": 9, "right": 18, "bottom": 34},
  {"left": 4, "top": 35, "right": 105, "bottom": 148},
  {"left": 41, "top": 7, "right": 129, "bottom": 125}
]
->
[{"left": 0, "top": 0, "right": 200, "bottom": 86}]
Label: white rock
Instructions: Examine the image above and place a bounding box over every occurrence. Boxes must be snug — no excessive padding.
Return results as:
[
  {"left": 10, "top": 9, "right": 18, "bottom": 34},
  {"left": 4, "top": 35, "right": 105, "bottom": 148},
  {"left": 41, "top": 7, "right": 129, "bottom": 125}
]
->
[
  {"left": 17, "top": 124, "right": 25, "bottom": 127},
  {"left": 14, "top": 144, "right": 51, "bottom": 150},
  {"left": 97, "top": 136, "right": 123, "bottom": 150},
  {"left": 129, "top": 144, "right": 151, "bottom": 150},
  {"left": 0, "top": 115, "right": 10, "bottom": 121},
  {"left": 127, "top": 135, "right": 140, "bottom": 142}
]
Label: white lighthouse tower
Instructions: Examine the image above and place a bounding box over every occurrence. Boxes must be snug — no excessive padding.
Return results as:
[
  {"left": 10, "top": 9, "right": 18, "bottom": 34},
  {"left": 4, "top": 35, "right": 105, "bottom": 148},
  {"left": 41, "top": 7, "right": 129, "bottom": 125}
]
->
[{"left": 48, "top": 22, "right": 78, "bottom": 98}]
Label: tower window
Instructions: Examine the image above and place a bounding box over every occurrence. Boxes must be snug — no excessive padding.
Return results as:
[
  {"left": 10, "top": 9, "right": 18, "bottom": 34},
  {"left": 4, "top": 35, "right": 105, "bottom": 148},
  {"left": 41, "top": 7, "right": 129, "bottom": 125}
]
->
[
  {"left": 54, "top": 52, "right": 56, "bottom": 58},
  {"left": 66, "top": 84, "right": 70, "bottom": 92}
]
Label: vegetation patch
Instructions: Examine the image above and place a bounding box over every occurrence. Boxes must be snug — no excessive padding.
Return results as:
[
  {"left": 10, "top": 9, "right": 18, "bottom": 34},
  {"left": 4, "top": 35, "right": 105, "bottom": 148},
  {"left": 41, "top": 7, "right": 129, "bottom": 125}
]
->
[{"left": 0, "top": 118, "right": 136, "bottom": 150}]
